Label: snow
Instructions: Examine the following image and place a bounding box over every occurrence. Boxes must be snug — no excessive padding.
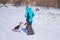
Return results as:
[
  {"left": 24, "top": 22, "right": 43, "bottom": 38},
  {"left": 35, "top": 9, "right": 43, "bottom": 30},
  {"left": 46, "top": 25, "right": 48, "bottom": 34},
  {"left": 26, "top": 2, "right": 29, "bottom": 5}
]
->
[{"left": 0, "top": 5, "right": 60, "bottom": 40}]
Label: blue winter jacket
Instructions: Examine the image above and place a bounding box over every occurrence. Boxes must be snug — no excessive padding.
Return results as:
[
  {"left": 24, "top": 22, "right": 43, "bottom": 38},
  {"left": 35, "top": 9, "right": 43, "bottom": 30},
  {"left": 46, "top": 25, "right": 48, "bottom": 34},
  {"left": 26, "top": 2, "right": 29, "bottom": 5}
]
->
[{"left": 25, "top": 6, "right": 35, "bottom": 22}]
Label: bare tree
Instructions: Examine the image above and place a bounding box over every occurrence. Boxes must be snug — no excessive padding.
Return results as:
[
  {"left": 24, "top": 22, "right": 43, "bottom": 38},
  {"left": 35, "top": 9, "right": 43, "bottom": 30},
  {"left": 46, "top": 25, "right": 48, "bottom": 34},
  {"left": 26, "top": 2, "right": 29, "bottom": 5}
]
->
[{"left": 14, "top": 0, "right": 22, "bottom": 7}]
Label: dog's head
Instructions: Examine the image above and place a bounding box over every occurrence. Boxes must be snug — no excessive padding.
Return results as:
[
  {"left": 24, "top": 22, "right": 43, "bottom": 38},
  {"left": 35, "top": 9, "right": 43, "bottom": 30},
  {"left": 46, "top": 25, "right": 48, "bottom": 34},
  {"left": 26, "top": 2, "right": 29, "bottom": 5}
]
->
[
  {"left": 20, "top": 22, "right": 24, "bottom": 25},
  {"left": 19, "top": 22, "right": 27, "bottom": 26}
]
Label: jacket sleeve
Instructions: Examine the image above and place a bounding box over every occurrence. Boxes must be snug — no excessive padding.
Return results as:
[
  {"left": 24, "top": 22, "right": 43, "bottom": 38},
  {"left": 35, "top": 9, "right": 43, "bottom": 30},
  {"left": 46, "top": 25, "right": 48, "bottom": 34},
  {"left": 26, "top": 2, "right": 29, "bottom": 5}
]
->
[
  {"left": 32, "top": 11, "right": 35, "bottom": 17},
  {"left": 25, "top": 11, "right": 27, "bottom": 18}
]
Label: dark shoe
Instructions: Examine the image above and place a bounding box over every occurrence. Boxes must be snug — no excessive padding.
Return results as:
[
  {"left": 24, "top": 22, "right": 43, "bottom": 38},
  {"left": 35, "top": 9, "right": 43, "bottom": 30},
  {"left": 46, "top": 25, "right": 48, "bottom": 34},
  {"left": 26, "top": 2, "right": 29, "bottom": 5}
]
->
[{"left": 27, "top": 32, "right": 34, "bottom": 35}]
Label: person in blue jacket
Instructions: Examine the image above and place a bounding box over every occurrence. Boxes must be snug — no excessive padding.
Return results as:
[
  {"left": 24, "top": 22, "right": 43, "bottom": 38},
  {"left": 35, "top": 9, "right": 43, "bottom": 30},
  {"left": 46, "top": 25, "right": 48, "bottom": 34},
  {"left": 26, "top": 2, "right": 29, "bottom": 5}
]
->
[{"left": 24, "top": 0, "right": 35, "bottom": 35}]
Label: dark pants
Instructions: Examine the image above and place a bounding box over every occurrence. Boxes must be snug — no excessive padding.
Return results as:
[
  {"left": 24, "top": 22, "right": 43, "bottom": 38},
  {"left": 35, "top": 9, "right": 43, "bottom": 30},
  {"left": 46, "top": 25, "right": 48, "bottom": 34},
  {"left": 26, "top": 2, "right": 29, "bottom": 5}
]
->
[
  {"left": 26, "top": 18, "right": 32, "bottom": 29},
  {"left": 26, "top": 22, "right": 32, "bottom": 28},
  {"left": 26, "top": 19, "right": 34, "bottom": 35}
]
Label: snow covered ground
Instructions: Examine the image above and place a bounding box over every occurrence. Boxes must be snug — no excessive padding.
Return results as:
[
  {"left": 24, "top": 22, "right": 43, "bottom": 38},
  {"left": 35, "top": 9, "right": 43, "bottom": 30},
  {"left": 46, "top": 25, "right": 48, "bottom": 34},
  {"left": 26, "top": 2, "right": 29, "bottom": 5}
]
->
[{"left": 0, "top": 5, "right": 60, "bottom": 40}]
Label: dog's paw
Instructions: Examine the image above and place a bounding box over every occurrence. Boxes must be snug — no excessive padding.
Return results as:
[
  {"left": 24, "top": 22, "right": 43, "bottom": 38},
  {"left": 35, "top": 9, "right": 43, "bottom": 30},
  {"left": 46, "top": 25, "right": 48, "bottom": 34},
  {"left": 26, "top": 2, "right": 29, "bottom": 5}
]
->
[{"left": 12, "top": 29, "right": 21, "bottom": 32}]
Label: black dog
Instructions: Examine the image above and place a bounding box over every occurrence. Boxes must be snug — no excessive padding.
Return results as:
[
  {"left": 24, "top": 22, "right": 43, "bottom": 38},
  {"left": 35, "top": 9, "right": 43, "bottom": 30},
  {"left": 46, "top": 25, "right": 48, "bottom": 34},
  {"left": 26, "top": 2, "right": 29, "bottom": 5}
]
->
[
  {"left": 12, "top": 25, "right": 20, "bottom": 32},
  {"left": 12, "top": 22, "right": 24, "bottom": 32}
]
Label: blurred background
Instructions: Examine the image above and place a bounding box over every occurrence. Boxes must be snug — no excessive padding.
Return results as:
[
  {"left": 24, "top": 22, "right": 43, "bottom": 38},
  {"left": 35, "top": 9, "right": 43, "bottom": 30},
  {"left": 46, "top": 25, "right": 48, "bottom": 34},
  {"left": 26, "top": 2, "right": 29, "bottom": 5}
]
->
[
  {"left": 0, "top": 0, "right": 60, "bottom": 8},
  {"left": 0, "top": 0, "right": 60, "bottom": 40}
]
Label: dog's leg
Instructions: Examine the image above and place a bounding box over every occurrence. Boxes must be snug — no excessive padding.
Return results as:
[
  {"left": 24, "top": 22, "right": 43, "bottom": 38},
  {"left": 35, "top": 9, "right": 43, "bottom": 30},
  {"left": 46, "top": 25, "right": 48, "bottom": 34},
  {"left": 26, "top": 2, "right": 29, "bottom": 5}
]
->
[
  {"left": 18, "top": 24, "right": 22, "bottom": 32},
  {"left": 17, "top": 25, "right": 20, "bottom": 32}
]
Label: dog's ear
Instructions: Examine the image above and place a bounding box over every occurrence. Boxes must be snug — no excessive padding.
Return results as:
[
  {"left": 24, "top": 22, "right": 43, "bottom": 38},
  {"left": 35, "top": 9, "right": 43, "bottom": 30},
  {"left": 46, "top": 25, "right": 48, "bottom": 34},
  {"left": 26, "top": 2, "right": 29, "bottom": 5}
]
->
[
  {"left": 20, "top": 22, "right": 24, "bottom": 25},
  {"left": 20, "top": 22, "right": 21, "bottom": 25}
]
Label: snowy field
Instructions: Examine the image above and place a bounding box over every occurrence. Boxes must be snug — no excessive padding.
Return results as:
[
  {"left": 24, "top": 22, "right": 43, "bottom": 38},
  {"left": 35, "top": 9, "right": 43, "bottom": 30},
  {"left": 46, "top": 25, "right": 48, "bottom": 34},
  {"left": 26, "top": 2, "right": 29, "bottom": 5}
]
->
[{"left": 0, "top": 5, "right": 60, "bottom": 40}]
